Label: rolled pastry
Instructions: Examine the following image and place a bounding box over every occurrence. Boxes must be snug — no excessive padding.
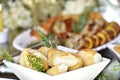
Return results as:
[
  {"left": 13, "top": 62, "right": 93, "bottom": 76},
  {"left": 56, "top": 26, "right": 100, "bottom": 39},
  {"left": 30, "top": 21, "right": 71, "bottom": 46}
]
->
[
  {"left": 18, "top": 48, "right": 48, "bottom": 72},
  {"left": 46, "top": 64, "right": 68, "bottom": 76},
  {"left": 38, "top": 47, "right": 50, "bottom": 56},
  {"left": 48, "top": 48, "right": 83, "bottom": 70},
  {"left": 77, "top": 49, "right": 102, "bottom": 66}
]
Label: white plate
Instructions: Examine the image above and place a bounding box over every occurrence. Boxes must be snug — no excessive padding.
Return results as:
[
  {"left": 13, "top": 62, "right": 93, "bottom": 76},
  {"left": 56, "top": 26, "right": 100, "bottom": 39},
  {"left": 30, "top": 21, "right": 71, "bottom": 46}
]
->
[
  {"left": 13, "top": 26, "right": 47, "bottom": 51},
  {"left": 13, "top": 29, "right": 38, "bottom": 51},
  {"left": 93, "top": 33, "right": 120, "bottom": 51},
  {"left": 3, "top": 46, "right": 110, "bottom": 80},
  {"left": 13, "top": 27, "right": 120, "bottom": 51},
  {"left": 107, "top": 44, "right": 120, "bottom": 59}
]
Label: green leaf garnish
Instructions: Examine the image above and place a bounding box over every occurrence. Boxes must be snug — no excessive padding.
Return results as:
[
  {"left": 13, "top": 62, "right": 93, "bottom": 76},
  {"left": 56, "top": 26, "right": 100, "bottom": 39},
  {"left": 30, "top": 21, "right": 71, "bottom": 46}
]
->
[
  {"left": 95, "top": 64, "right": 120, "bottom": 80},
  {"left": 0, "top": 54, "right": 3, "bottom": 60},
  {"left": 26, "top": 41, "right": 40, "bottom": 48},
  {"left": 94, "top": 0, "right": 100, "bottom": 10},
  {"left": 111, "top": 64, "right": 120, "bottom": 72},
  {"left": 35, "top": 30, "right": 57, "bottom": 48},
  {"left": 0, "top": 47, "right": 14, "bottom": 62},
  {"left": 73, "top": 7, "right": 92, "bottom": 33},
  {"left": 27, "top": 52, "right": 45, "bottom": 72},
  {"left": 95, "top": 72, "right": 111, "bottom": 80}
]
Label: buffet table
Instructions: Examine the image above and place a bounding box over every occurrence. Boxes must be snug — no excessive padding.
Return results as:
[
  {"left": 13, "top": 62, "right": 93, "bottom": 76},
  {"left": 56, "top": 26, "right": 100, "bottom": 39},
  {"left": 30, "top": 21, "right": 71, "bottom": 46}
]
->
[
  {"left": 0, "top": 0, "right": 120, "bottom": 80},
  {"left": 0, "top": 29, "right": 120, "bottom": 80}
]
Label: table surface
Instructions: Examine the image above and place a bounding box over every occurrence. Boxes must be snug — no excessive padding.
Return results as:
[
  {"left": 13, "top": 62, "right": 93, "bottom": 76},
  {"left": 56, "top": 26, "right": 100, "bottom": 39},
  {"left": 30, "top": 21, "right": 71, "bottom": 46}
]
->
[{"left": 0, "top": 29, "right": 120, "bottom": 80}]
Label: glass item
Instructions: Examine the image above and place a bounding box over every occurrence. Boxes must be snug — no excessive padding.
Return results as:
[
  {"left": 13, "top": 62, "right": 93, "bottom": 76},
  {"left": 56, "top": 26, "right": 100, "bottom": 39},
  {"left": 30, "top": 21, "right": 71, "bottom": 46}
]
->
[{"left": 0, "top": 28, "right": 9, "bottom": 43}]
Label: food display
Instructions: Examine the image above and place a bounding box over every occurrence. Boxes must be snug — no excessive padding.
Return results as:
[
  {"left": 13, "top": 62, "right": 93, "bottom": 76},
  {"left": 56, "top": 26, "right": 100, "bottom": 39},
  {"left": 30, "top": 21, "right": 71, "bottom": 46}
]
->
[
  {"left": 114, "top": 45, "right": 120, "bottom": 54},
  {"left": 1, "top": 0, "right": 120, "bottom": 80},
  {"left": 107, "top": 44, "right": 120, "bottom": 60},
  {"left": 18, "top": 46, "right": 102, "bottom": 76},
  {"left": 31, "top": 12, "right": 120, "bottom": 50}
]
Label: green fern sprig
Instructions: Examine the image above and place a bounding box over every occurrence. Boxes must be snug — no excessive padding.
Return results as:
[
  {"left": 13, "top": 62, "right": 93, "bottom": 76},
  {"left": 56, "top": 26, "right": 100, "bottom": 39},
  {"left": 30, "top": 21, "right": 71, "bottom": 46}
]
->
[
  {"left": 36, "top": 30, "right": 57, "bottom": 48},
  {"left": 0, "top": 47, "right": 14, "bottom": 62}
]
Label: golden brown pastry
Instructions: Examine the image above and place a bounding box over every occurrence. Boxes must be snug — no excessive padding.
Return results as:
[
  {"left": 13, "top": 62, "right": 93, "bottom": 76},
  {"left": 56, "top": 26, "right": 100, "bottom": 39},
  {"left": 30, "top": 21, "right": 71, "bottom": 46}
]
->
[
  {"left": 107, "top": 22, "right": 120, "bottom": 33},
  {"left": 46, "top": 64, "right": 68, "bottom": 76},
  {"left": 91, "top": 35, "right": 100, "bottom": 48},
  {"left": 38, "top": 47, "right": 50, "bottom": 56},
  {"left": 101, "top": 30, "right": 111, "bottom": 41},
  {"left": 96, "top": 32, "right": 107, "bottom": 45},
  {"left": 47, "top": 48, "right": 83, "bottom": 70},
  {"left": 77, "top": 49, "right": 102, "bottom": 66},
  {"left": 114, "top": 45, "right": 120, "bottom": 54},
  {"left": 105, "top": 22, "right": 120, "bottom": 38},
  {"left": 84, "top": 37, "right": 94, "bottom": 49},
  {"left": 18, "top": 48, "right": 48, "bottom": 72}
]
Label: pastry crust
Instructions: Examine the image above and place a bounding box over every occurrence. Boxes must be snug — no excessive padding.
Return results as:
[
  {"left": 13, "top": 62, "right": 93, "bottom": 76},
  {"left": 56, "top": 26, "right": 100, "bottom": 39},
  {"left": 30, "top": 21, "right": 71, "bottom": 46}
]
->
[
  {"left": 48, "top": 48, "right": 83, "bottom": 70},
  {"left": 46, "top": 64, "right": 68, "bottom": 76},
  {"left": 38, "top": 47, "right": 50, "bottom": 56},
  {"left": 18, "top": 48, "right": 48, "bottom": 71},
  {"left": 18, "top": 47, "right": 103, "bottom": 75},
  {"left": 77, "top": 49, "right": 102, "bottom": 66},
  {"left": 114, "top": 45, "right": 120, "bottom": 54}
]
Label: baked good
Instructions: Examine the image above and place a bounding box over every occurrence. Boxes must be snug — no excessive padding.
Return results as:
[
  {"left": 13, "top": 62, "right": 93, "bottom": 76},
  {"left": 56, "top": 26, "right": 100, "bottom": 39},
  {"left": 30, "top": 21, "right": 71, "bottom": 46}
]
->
[
  {"left": 30, "top": 11, "right": 120, "bottom": 50},
  {"left": 114, "top": 45, "right": 120, "bottom": 54},
  {"left": 46, "top": 64, "right": 68, "bottom": 76},
  {"left": 38, "top": 47, "right": 50, "bottom": 56},
  {"left": 77, "top": 49, "right": 102, "bottom": 66},
  {"left": 47, "top": 48, "right": 83, "bottom": 70},
  {"left": 18, "top": 48, "right": 48, "bottom": 72}
]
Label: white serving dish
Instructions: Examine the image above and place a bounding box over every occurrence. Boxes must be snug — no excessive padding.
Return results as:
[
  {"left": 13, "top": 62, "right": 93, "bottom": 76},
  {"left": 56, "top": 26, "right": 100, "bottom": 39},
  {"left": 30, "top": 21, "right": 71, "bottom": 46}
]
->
[
  {"left": 3, "top": 46, "right": 110, "bottom": 80},
  {"left": 13, "top": 29, "right": 38, "bottom": 51},
  {"left": 107, "top": 44, "right": 120, "bottom": 59},
  {"left": 13, "top": 26, "right": 120, "bottom": 51}
]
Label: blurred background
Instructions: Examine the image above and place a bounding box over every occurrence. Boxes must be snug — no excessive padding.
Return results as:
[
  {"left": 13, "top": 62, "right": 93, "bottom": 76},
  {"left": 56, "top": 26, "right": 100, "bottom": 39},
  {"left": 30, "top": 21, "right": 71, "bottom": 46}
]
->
[
  {"left": 1, "top": 0, "right": 119, "bottom": 29},
  {"left": 0, "top": 0, "right": 120, "bottom": 53}
]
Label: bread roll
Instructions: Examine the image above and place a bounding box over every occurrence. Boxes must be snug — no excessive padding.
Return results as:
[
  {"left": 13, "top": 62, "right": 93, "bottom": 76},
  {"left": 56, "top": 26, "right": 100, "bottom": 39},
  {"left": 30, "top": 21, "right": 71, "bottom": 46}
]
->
[
  {"left": 18, "top": 48, "right": 48, "bottom": 72},
  {"left": 46, "top": 64, "right": 68, "bottom": 76},
  {"left": 77, "top": 49, "right": 102, "bottom": 66},
  {"left": 48, "top": 48, "right": 83, "bottom": 70},
  {"left": 38, "top": 47, "right": 50, "bottom": 56}
]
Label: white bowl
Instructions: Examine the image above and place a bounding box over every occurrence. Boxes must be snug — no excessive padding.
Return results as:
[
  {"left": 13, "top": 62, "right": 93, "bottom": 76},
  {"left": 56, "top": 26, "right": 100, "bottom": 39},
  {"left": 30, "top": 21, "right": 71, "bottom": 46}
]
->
[{"left": 3, "top": 46, "right": 110, "bottom": 80}]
